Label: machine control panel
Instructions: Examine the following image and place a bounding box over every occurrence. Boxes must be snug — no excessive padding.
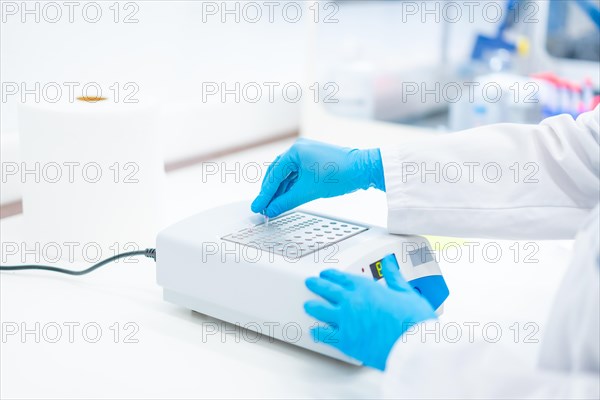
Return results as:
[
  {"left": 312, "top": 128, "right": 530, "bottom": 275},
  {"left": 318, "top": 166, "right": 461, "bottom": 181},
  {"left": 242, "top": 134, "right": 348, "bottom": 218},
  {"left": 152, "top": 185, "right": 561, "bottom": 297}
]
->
[{"left": 369, "top": 253, "right": 448, "bottom": 310}]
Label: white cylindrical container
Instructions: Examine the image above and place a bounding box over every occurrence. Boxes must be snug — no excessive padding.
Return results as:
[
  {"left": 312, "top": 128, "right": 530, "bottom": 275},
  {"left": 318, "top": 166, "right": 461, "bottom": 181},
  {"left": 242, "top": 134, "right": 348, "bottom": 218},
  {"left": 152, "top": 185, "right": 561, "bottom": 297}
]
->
[{"left": 18, "top": 97, "right": 165, "bottom": 262}]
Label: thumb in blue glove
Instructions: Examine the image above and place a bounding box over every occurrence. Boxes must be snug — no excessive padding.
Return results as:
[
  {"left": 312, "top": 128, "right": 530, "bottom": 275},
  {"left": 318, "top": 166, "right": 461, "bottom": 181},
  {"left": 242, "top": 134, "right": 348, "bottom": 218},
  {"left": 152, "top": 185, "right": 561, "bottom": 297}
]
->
[{"left": 304, "top": 254, "right": 436, "bottom": 370}]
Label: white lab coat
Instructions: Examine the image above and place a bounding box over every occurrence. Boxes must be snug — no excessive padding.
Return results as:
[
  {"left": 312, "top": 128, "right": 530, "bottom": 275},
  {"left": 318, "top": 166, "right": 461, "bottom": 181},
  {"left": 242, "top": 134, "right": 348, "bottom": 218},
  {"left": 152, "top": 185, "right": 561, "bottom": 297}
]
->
[{"left": 379, "top": 107, "right": 600, "bottom": 399}]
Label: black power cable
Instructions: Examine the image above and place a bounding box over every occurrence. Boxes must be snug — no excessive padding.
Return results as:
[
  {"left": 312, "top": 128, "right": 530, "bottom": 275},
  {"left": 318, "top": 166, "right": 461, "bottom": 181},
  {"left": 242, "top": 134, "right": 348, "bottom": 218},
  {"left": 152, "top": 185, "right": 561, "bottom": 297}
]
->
[{"left": 0, "top": 248, "right": 156, "bottom": 276}]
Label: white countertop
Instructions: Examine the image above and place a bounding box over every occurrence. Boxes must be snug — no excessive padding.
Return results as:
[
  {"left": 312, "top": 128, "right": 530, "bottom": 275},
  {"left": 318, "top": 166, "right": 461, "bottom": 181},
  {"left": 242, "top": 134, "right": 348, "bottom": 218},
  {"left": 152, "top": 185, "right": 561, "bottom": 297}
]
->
[{"left": 0, "top": 138, "right": 573, "bottom": 399}]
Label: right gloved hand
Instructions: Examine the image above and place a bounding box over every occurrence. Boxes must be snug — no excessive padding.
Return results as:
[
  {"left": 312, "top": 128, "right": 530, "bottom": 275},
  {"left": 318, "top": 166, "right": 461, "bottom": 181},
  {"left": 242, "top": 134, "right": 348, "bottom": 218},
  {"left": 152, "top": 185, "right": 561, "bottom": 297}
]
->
[
  {"left": 251, "top": 138, "right": 385, "bottom": 218},
  {"left": 304, "top": 254, "right": 437, "bottom": 370}
]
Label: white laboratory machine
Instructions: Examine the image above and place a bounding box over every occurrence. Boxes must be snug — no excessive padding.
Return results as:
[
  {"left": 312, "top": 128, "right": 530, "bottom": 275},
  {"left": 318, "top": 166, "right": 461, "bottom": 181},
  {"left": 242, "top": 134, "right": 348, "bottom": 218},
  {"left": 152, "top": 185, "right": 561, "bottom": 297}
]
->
[{"left": 156, "top": 202, "right": 449, "bottom": 363}]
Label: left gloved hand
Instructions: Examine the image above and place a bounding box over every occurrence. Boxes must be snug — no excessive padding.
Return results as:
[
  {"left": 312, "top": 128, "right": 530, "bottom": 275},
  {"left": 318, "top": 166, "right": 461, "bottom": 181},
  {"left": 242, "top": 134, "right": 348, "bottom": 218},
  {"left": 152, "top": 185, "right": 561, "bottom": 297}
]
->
[
  {"left": 304, "top": 255, "right": 436, "bottom": 370},
  {"left": 251, "top": 138, "right": 385, "bottom": 218}
]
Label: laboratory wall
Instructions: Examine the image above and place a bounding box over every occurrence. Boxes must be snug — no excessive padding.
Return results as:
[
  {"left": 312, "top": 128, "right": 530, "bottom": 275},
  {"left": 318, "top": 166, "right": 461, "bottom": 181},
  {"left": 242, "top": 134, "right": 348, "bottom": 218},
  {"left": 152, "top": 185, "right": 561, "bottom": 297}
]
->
[
  {"left": 2, "top": 0, "right": 599, "bottom": 206},
  {"left": 1, "top": 1, "right": 305, "bottom": 162}
]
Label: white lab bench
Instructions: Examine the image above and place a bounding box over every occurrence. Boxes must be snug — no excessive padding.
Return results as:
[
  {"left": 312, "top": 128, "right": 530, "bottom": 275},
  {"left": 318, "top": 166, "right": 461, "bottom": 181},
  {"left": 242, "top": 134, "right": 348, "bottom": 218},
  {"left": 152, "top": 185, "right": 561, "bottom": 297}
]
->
[{"left": 0, "top": 137, "right": 573, "bottom": 399}]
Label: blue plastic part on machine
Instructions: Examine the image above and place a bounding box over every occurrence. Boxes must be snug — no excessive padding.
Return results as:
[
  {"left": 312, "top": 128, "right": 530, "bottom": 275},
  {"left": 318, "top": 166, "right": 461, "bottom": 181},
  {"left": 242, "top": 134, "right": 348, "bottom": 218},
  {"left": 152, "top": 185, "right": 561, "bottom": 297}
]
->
[
  {"left": 369, "top": 253, "right": 449, "bottom": 311},
  {"left": 408, "top": 275, "right": 450, "bottom": 311}
]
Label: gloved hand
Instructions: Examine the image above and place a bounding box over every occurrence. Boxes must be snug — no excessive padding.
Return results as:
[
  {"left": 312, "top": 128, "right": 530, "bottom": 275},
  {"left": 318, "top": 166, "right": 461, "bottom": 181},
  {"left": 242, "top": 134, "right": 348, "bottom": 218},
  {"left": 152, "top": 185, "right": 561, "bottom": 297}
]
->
[
  {"left": 304, "top": 255, "right": 436, "bottom": 371},
  {"left": 251, "top": 138, "right": 385, "bottom": 218}
]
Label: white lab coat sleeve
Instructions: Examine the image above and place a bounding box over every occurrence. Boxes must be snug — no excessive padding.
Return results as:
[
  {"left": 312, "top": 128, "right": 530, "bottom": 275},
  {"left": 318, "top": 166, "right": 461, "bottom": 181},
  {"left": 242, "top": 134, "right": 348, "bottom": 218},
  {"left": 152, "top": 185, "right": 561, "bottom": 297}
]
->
[
  {"left": 380, "top": 107, "right": 600, "bottom": 239},
  {"left": 382, "top": 320, "right": 600, "bottom": 399}
]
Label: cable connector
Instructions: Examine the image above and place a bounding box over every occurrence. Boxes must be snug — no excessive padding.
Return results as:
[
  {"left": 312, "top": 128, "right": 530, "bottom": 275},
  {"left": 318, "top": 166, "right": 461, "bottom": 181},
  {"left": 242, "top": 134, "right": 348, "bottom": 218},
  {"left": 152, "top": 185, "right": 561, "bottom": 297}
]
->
[{"left": 144, "top": 248, "right": 157, "bottom": 261}]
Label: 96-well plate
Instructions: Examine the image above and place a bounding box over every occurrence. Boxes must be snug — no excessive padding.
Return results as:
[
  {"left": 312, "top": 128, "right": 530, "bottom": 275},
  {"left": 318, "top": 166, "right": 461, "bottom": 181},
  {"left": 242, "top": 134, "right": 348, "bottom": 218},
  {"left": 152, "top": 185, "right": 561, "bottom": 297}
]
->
[{"left": 221, "top": 212, "right": 368, "bottom": 259}]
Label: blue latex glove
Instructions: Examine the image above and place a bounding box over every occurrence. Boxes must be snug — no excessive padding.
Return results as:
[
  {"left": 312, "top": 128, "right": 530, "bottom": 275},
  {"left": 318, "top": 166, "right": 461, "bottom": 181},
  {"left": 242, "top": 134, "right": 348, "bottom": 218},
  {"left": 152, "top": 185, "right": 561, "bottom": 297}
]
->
[
  {"left": 251, "top": 138, "right": 385, "bottom": 218},
  {"left": 304, "top": 255, "right": 436, "bottom": 370}
]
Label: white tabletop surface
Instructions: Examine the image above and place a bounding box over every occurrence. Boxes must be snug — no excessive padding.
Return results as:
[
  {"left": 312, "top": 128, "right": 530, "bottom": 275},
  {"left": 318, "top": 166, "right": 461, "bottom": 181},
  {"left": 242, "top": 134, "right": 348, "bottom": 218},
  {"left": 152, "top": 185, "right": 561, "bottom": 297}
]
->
[{"left": 1, "top": 138, "right": 573, "bottom": 399}]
